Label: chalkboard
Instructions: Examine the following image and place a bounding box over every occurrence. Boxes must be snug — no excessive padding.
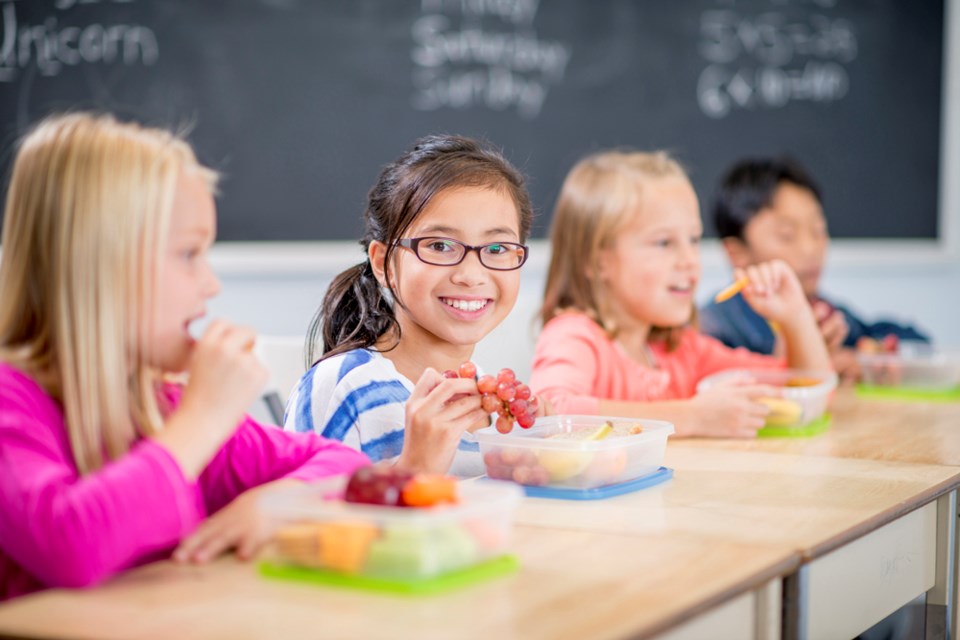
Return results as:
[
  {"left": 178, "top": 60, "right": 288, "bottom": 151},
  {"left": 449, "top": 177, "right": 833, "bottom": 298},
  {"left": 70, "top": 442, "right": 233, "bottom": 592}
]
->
[{"left": 0, "top": 0, "right": 946, "bottom": 241}]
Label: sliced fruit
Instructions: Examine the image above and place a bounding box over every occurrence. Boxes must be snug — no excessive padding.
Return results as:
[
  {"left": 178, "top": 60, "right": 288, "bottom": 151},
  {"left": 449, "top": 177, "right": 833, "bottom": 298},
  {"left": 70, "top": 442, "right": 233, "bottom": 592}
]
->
[{"left": 758, "top": 397, "right": 804, "bottom": 427}]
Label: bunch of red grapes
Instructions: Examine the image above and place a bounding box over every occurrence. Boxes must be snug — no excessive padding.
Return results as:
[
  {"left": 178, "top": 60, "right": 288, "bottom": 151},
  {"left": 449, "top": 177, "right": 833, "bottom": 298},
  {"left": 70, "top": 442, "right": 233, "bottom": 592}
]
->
[{"left": 444, "top": 362, "right": 538, "bottom": 434}]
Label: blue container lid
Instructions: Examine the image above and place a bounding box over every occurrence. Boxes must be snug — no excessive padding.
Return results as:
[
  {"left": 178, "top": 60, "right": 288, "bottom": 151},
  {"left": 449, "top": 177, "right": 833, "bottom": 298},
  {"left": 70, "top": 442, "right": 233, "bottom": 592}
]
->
[{"left": 520, "top": 466, "right": 673, "bottom": 500}]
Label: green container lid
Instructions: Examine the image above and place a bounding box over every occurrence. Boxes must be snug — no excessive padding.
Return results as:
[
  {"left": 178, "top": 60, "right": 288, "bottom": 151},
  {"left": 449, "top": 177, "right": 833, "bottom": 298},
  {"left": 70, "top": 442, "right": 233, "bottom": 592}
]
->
[
  {"left": 258, "top": 554, "right": 519, "bottom": 596},
  {"left": 856, "top": 384, "right": 960, "bottom": 403},
  {"left": 757, "top": 413, "right": 831, "bottom": 438}
]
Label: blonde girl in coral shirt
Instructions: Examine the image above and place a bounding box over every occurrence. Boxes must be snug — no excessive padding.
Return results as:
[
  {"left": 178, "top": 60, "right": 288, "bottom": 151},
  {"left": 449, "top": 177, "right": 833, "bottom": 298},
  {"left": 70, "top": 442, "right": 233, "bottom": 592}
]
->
[{"left": 530, "top": 150, "right": 832, "bottom": 437}]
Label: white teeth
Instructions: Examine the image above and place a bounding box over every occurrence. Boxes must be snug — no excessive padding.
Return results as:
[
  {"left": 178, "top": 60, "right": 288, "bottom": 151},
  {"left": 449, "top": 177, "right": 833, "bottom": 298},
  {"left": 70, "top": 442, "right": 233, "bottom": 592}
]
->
[{"left": 444, "top": 298, "right": 487, "bottom": 312}]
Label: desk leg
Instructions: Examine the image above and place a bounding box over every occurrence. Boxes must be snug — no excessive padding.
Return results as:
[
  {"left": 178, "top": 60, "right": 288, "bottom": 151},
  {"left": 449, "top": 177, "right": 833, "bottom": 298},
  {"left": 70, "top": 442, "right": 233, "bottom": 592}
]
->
[
  {"left": 926, "top": 489, "right": 957, "bottom": 640},
  {"left": 756, "top": 577, "right": 782, "bottom": 640},
  {"left": 781, "top": 567, "right": 808, "bottom": 640}
]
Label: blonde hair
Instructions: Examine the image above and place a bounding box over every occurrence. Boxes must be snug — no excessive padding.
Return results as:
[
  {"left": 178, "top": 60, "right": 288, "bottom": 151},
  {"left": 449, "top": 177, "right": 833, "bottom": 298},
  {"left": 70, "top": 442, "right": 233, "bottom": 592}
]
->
[
  {"left": 0, "top": 113, "right": 218, "bottom": 475},
  {"left": 540, "top": 149, "right": 692, "bottom": 349}
]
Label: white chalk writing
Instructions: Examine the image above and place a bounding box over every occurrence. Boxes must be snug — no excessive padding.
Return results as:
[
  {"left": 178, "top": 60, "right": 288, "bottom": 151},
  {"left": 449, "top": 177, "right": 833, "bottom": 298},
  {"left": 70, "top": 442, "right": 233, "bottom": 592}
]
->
[
  {"left": 0, "top": 0, "right": 157, "bottom": 83},
  {"left": 411, "top": 0, "right": 570, "bottom": 119},
  {"left": 696, "top": 2, "right": 857, "bottom": 118}
]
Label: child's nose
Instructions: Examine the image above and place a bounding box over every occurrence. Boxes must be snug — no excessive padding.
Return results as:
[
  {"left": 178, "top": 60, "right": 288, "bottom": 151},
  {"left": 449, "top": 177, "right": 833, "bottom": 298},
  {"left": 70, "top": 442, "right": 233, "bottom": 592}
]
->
[
  {"left": 450, "top": 250, "right": 488, "bottom": 285},
  {"left": 204, "top": 264, "right": 222, "bottom": 297}
]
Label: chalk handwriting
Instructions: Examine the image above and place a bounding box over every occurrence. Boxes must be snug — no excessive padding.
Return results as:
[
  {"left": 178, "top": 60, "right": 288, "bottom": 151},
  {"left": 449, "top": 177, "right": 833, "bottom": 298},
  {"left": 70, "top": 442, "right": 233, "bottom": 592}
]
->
[{"left": 0, "top": 0, "right": 157, "bottom": 83}]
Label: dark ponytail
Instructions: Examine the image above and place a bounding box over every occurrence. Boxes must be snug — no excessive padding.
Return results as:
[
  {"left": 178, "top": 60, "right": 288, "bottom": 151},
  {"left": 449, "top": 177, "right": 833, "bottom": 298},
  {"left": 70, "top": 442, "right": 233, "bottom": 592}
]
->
[
  {"left": 306, "top": 133, "right": 533, "bottom": 367},
  {"left": 305, "top": 260, "right": 396, "bottom": 366}
]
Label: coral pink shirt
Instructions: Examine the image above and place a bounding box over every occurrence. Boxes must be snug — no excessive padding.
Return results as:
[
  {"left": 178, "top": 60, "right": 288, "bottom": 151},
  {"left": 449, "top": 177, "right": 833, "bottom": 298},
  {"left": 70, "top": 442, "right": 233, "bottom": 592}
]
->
[
  {"left": 0, "top": 364, "right": 369, "bottom": 600},
  {"left": 530, "top": 312, "right": 786, "bottom": 415}
]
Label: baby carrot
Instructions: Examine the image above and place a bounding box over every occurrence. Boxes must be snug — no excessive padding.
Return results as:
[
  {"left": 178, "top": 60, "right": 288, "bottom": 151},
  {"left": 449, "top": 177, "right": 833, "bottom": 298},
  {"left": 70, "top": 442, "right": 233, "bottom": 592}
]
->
[{"left": 714, "top": 276, "right": 749, "bottom": 303}]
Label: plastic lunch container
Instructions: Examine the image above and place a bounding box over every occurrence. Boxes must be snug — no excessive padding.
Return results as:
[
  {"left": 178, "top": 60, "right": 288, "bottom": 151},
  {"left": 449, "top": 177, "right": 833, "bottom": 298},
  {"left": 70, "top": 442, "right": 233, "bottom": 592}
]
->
[
  {"left": 697, "top": 369, "right": 838, "bottom": 429},
  {"left": 857, "top": 345, "right": 960, "bottom": 390},
  {"left": 260, "top": 476, "right": 522, "bottom": 581},
  {"left": 473, "top": 415, "right": 674, "bottom": 490}
]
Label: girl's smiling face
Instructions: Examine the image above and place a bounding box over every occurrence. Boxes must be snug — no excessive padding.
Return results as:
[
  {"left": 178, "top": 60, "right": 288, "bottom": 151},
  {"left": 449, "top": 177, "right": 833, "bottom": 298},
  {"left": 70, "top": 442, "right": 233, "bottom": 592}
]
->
[
  {"left": 378, "top": 185, "right": 523, "bottom": 354},
  {"left": 597, "top": 175, "right": 702, "bottom": 333}
]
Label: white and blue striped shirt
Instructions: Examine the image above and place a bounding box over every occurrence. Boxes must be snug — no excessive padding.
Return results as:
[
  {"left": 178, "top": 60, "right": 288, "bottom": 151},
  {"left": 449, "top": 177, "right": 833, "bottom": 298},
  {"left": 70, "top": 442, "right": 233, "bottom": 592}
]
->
[{"left": 283, "top": 349, "right": 484, "bottom": 477}]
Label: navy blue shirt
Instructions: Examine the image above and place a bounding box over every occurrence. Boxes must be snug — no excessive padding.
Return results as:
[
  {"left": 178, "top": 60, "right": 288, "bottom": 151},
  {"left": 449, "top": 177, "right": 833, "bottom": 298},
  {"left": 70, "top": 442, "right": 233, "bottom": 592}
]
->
[{"left": 700, "top": 292, "right": 930, "bottom": 355}]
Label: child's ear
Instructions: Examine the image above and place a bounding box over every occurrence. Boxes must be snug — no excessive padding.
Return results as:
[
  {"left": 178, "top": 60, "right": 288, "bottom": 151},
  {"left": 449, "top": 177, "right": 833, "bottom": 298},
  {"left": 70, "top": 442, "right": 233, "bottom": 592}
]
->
[
  {"left": 368, "top": 241, "right": 389, "bottom": 288},
  {"left": 721, "top": 237, "right": 752, "bottom": 269},
  {"left": 591, "top": 247, "right": 613, "bottom": 282}
]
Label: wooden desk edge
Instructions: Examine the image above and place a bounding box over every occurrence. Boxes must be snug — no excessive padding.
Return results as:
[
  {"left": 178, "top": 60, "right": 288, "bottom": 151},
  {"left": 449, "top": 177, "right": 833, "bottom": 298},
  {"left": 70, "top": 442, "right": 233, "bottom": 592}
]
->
[
  {"left": 803, "top": 476, "right": 960, "bottom": 561},
  {"left": 639, "top": 552, "right": 801, "bottom": 639}
]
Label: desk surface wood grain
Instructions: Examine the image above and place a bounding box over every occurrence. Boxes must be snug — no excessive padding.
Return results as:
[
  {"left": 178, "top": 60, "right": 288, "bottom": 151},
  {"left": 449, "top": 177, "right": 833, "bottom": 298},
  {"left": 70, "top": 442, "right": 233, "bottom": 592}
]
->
[
  {"left": 671, "top": 388, "right": 960, "bottom": 467},
  {"left": 518, "top": 445, "right": 960, "bottom": 560},
  {"left": 0, "top": 526, "right": 796, "bottom": 640}
]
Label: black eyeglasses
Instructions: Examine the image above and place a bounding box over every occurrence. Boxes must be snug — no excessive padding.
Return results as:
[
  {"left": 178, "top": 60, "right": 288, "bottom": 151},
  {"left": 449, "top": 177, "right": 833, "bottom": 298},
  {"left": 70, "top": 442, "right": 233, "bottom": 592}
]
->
[{"left": 396, "top": 237, "right": 528, "bottom": 271}]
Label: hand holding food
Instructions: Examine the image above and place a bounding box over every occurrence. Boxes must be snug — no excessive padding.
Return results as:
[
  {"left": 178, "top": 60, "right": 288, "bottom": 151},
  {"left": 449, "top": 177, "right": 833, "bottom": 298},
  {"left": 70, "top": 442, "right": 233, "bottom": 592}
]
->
[{"left": 444, "top": 363, "right": 538, "bottom": 433}]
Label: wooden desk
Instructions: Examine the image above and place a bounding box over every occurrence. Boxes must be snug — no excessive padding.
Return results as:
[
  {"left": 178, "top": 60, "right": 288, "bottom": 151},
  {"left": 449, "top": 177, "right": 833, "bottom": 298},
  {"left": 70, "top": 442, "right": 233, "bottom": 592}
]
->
[
  {"left": 517, "top": 446, "right": 960, "bottom": 640},
  {"left": 0, "top": 526, "right": 797, "bottom": 640},
  {"left": 666, "top": 392, "right": 960, "bottom": 640},
  {"left": 676, "top": 389, "right": 960, "bottom": 467}
]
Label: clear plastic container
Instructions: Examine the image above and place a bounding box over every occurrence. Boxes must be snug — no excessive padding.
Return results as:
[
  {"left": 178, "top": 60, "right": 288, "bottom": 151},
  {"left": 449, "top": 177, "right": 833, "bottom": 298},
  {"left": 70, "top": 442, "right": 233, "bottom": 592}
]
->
[
  {"left": 697, "top": 369, "right": 838, "bottom": 429},
  {"left": 260, "top": 476, "right": 522, "bottom": 580},
  {"left": 857, "top": 345, "right": 960, "bottom": 390},
  {"left": 474, "top": 415, "right": 674, "bottom": 490}
]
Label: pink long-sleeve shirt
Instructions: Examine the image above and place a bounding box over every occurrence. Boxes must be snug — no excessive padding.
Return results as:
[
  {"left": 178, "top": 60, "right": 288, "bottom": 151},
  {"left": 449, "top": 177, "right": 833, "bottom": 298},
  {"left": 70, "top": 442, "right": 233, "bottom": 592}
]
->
[
  {"left": 530, "top": 312, "right": 786, "bottom": 415},
  {"left": 0, "top": 364, "right": 369, "bottom": 600}
]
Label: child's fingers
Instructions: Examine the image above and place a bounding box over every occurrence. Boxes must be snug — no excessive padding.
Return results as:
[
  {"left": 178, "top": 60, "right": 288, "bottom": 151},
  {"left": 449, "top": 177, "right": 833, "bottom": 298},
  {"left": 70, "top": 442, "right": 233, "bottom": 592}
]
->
[
  {"left": 441, "top": 393, "right": 484, "bottom": 421},
  {"left": 534, "top": 395, "right": 553, "bottom": 417},
  {"left": 174, "top": 524, "right": 227, "bottom": 564},
  {"left": 421, "top": 379, "right": 481, "bottom": 412},
  {"left": 408, "top": 368, "right": 443, "bottom": 405},
  {"left": 218, "top": 325, "right": 258, "bottom": 354},
  {"left": 236, "top": 531, "right": 267, "bottom": 561}
]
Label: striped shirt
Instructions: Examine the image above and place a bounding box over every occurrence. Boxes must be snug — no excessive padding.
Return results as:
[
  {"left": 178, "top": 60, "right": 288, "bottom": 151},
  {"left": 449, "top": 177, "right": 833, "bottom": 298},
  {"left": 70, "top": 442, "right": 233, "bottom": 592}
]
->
[{"left": 283, "top": 349, "right": 484, "bottom": 478}]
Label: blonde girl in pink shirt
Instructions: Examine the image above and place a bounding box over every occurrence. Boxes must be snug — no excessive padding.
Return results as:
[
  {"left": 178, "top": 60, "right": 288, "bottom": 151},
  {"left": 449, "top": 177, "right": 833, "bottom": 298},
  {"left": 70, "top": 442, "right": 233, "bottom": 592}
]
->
[
  {"left": 0, "top": 113, "right": 367, "bottom": 600},
  {"left": 530, "top": 150, "right": 832, "bottom": 437}
]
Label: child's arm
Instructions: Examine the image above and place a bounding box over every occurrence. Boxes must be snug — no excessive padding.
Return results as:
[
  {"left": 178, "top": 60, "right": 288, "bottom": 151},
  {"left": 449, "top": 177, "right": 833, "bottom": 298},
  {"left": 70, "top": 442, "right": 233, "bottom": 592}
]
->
[
  {"left": 597, "top": 383, "right": 779, "bottom": 438},
  {"left": 151, "top": 321, "right": 269, "bottom": 478},
  {"left": 0, "top": 406, "right": 205, "bottom": 588},
  {"left": 737, "top": 261, "right": 832, "bottom": 372}
]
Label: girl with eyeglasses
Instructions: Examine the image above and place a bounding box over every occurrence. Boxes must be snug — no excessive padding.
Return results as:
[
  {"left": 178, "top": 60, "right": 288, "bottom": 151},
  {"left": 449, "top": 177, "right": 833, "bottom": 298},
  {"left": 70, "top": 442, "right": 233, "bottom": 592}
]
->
[{"left": 284, "top": 135, "right": 548, "bottom": 475}]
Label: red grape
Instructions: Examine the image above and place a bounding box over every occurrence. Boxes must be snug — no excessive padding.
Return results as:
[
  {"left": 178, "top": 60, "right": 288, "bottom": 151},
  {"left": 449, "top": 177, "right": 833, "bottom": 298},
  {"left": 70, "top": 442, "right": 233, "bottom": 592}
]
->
[
  {"left": 508, "top": 399, "right": 528, "bottom": 416},
  {"left": 481, "top": 394, "right": 502, "bottom": 413},
  {"left": 344, "top": 466, "right": 414, "bottom": 506},
  {"left": 477, "top": 374, "right": 497, "bottom": 393},
  {"left": 442, "top": 369, "right": 459, "bottom": 379},
  {"left": 449, "top": 362, "right": 537, "bottom": 434}
]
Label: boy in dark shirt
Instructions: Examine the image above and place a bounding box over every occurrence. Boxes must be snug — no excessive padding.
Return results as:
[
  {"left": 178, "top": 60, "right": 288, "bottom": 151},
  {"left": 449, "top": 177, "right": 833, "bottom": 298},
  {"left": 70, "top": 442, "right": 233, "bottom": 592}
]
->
[{"left": 701, "top": 157, "right": 929, "bottom": 382}]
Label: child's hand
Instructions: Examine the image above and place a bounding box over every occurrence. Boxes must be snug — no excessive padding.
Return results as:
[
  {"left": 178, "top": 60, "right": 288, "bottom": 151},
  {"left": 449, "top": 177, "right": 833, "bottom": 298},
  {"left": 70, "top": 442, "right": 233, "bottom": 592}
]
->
[
  {"left": 396, "top": 368, "right": 488, "bottom": 474},
  {"left": 685, "top": 385, "right": 780, "bottom": 438},
  {"left": 153, "top": 321, "right": 268, "bottom": 478},
  {"left": 530, "top": 394, "right": 553, "bottom": 418},
  {"left": 737, "top": 260, "right": 809, "bottom": 325},
  {"left": 173, "top": 480, "right": 299, "bottom": 564},
  {"left": 832, "top": 347, "right": 862, "bottom": 385},
  {"left": 179, "top": 320, "right": 268, "bottom": 438},
  {"left": 814, "top": 300, "right": 849, "bottom": 352}
]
